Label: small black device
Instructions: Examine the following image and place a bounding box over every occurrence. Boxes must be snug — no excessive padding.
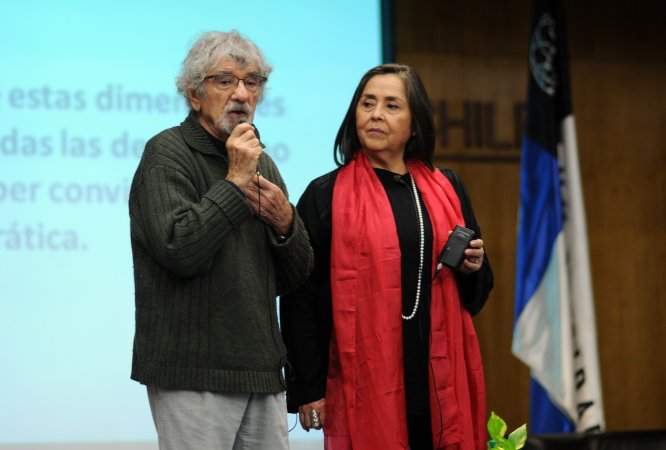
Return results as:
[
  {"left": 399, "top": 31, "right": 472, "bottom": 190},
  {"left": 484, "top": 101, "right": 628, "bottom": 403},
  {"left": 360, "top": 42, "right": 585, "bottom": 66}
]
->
[{"left": 437, "top": 225, "right": 475, "bottom": 269}]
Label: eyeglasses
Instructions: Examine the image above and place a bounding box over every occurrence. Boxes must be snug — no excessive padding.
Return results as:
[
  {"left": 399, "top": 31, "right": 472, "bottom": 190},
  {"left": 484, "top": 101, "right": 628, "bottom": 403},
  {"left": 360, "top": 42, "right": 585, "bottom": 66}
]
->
[{"left": 203, "top": 72, "right": 267, "bottom": 93}]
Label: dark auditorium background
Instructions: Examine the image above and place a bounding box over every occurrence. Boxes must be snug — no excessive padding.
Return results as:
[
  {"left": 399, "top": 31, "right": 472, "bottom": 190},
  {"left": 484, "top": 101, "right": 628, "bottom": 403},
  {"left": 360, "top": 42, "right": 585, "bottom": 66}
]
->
[{"left": 385, "top": 0, "right": 665, "bottom": 431}]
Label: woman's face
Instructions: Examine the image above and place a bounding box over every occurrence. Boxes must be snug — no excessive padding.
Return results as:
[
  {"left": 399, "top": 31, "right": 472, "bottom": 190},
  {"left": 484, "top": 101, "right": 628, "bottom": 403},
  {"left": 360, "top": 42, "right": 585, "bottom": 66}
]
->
[{"left": 355, "top": 74, "right": 412, "bottom": 160}]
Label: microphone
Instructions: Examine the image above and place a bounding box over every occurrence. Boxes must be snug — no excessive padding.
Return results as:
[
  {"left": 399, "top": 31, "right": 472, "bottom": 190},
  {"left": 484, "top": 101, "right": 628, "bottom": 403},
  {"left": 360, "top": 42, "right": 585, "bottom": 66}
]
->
[
  {"left": 393, "top": 174, "right": 407, "bottom": 185},
  {"left": 236, "top": 118, "right": 265, "bottom": 149}
]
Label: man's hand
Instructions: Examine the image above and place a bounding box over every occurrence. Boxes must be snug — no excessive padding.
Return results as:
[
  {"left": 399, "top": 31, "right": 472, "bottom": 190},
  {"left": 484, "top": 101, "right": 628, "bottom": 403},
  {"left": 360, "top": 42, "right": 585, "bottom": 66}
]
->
[
  {"left": 225, "top": 123, "right": 263, "bottom": 189},
  {"left": 244, "top": 174, "right": 293, "bottom": 236}
]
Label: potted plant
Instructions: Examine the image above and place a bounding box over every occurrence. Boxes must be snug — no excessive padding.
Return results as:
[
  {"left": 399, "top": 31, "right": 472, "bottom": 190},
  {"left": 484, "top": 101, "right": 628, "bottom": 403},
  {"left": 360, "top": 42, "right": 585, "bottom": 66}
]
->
[{"left": 487, "top": 411, "right": 527, "bottom": 450}]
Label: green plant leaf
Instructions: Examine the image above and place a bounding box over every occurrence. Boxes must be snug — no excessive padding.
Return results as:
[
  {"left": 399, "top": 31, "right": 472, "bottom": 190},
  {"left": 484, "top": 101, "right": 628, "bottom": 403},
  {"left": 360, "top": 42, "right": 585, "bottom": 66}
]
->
[
  {"left": 487, "top": 412, "right": 528, "bottom": 450},
  {"left": 508, "top": 424, "right": 527, "bottom": 449},
  {"left": 487, "top": 411, "right": 508, "bottom": 440}
]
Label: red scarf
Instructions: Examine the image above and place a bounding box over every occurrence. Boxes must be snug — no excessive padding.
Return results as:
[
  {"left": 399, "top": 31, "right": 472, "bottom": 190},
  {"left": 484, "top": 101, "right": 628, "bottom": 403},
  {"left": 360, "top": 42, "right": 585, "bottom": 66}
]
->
[{"left": 327, "top": 151, "right": 486, "bottom": 450}]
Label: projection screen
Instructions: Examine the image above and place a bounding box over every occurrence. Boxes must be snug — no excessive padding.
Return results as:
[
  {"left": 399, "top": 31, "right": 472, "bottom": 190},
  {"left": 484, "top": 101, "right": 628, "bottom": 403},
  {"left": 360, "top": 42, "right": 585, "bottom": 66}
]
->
[{"left": 0, "top": 1, "right": 384, "bottom": 448}]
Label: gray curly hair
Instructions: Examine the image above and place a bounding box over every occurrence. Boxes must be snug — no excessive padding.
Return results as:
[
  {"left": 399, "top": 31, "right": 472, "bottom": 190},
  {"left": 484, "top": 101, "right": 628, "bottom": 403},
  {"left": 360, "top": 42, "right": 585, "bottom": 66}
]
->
[{"left": 176, "top": 30, "right": 272, "bottom": 108}]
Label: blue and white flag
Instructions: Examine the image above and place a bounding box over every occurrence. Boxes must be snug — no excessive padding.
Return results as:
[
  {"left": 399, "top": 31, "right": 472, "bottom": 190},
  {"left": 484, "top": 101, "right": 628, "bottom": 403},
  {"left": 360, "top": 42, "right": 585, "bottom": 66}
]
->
[{"left": 513, "top": 0, "right": 605, "bottom": 434}]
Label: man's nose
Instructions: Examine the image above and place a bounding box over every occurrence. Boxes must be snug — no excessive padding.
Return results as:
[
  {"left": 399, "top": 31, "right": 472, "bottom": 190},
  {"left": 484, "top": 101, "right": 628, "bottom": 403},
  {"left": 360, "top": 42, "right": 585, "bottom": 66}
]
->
[{"left": 230, "top": 80, "right": 250, "bottom": 101}]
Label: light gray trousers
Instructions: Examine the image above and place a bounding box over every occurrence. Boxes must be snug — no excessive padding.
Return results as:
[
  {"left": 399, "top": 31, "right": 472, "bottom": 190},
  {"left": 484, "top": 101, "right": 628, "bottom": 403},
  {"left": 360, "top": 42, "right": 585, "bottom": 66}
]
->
[{"left": 147, "top": 386, "right": 289, "bottom": 450}]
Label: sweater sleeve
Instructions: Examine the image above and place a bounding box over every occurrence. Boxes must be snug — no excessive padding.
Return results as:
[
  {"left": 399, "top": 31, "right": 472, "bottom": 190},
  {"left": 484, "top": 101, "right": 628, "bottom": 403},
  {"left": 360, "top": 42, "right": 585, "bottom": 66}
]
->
[
  {"left": 440, "top": 168, "right": 494, "bottom": 315},
  {"left": 129, "top": 135, "right": 253, "bottom": 278}
]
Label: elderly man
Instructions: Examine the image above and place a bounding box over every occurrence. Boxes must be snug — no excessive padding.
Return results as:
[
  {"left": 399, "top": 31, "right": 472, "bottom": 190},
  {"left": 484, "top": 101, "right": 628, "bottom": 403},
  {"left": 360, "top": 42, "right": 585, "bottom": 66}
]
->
[{"left": 129, "top": 30, "right": 313, "bottom": 449}]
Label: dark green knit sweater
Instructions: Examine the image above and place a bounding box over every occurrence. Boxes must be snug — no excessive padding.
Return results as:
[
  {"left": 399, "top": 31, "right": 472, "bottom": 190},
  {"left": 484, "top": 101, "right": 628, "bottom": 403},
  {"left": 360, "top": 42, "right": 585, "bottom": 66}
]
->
[{"left": 129, "top": 112, "right": 313, "bottom": 393}]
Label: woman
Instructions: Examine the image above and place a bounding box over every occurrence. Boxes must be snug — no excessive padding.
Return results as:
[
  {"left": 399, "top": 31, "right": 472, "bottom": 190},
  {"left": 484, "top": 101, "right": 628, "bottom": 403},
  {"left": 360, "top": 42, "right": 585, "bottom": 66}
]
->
[{"left": 281, "top": 64, "right": 493, "bottom": 450}]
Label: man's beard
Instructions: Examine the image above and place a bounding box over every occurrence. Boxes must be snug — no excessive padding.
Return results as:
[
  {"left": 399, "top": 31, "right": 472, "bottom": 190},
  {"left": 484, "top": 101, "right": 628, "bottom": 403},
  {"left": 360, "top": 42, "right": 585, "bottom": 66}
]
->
[{"left": 218, "top": 101, "right": 252, "bottom": 135}]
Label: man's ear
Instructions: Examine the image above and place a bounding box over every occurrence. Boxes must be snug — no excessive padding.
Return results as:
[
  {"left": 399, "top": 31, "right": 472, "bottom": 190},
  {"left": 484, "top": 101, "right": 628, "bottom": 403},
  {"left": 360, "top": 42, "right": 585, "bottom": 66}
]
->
[{"left": 187, "top": 88, "right": 201, "bottom": 112}]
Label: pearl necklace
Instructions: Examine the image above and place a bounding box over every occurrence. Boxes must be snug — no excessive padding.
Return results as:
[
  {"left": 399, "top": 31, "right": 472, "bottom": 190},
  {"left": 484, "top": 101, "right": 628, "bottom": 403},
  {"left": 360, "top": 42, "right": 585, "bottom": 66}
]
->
[{"left": 403, "top": 173, "right": 425, "bottom": 320}]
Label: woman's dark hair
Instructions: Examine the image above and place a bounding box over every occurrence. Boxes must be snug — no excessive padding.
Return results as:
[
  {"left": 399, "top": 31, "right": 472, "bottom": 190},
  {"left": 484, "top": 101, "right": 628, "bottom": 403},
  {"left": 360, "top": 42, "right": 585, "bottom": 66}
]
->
[{"left": 333, "top": 63, "right": 435, "bottom": 168}]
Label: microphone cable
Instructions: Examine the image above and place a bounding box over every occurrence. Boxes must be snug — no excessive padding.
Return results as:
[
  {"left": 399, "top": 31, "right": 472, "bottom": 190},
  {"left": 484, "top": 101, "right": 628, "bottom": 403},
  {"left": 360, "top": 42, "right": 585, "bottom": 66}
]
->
[
  {"left": 257, "top": 168, "right": 293, "bottom": 413},
  {"left": 288, "top": 412, "right": 299, "bottom": 432},
  {"left": 256, "top": 170, "right": 262, "bottom": 213}
]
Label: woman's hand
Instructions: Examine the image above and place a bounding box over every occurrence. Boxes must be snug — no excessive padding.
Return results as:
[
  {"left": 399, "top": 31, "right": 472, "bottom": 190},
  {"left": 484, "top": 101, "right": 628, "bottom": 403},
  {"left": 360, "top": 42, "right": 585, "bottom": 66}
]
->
[
  {"left": 460, "top": 237, "right": 485, "bottom": 274},
  {"left": 298, "top": 398, "right": 326, "bottom": 431}
]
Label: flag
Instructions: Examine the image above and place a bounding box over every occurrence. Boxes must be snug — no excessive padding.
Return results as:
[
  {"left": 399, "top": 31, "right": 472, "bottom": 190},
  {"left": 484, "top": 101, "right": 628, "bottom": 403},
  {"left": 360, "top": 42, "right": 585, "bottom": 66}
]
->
[{"left": 512, "top": 0, "right": 605, "bottom": 434}]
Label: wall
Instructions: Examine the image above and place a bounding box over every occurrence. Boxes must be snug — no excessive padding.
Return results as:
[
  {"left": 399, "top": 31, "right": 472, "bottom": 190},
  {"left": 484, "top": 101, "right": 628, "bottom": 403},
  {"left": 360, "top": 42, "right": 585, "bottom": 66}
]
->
[{"left": 394, "top": 0, "right": 666, "bottom": 431}]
